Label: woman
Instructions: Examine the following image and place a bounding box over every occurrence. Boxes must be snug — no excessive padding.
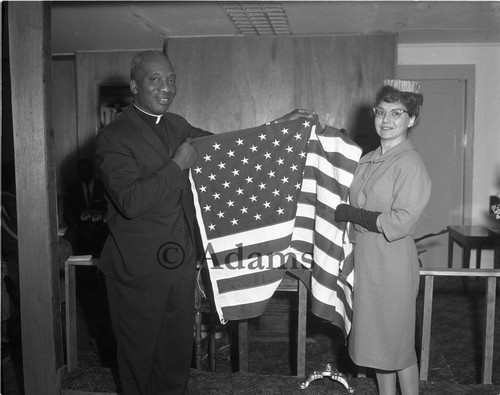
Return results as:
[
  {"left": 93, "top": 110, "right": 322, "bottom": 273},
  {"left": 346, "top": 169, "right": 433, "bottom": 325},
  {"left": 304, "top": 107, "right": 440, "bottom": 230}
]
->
[{"left": 335, "top": 79, "right": 431, "bottom": 395}]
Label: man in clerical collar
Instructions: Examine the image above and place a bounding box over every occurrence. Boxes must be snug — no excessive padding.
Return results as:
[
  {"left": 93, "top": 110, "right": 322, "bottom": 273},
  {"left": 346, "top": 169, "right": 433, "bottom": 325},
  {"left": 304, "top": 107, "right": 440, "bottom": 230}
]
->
[
  {"left": 95, "top": 51, "right": 212, "bottom": 395},
  {"left": 95, "top": 50, "right": 315, "bottom": 394}
]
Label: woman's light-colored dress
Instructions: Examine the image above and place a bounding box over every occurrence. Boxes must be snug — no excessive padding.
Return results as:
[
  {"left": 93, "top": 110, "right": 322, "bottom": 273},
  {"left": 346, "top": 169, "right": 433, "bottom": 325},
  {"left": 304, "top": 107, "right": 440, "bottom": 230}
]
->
[{"left": 348, "top": 139, "right": 431, "bottom": 370}]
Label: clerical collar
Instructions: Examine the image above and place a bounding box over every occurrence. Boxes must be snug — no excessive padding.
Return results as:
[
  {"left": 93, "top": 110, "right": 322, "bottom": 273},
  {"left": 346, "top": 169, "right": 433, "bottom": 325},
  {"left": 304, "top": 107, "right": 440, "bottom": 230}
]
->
[{"left": 133, "top": 104, "right": 163, "bottom": 124}]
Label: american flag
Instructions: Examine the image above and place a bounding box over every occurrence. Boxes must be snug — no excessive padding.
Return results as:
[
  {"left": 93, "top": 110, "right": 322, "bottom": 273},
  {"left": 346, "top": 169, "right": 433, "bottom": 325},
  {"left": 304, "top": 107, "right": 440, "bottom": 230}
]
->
[{"left": 189, "top": 118, "right": 361, "bottom": 336}]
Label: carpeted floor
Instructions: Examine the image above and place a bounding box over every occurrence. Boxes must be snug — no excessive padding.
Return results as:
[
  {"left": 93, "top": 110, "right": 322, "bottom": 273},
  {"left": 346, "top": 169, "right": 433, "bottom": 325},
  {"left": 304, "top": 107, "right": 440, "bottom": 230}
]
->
[{"left": 3, "top": 269, "right": 500, "bottom": 394}]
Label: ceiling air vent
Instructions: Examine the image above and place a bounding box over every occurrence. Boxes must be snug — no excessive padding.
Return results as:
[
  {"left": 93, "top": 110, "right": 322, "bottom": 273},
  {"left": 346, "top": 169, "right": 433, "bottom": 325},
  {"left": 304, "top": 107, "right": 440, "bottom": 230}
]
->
[{"left": 220, "top": 2, "right": 291, "bottom": 35}]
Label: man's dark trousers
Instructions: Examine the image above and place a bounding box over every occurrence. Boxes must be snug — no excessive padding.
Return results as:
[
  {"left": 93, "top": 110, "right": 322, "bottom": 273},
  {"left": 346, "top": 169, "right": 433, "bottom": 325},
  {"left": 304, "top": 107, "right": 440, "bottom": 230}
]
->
[{"left": 106, "top": 258, "right": 196, "bottom": 395}]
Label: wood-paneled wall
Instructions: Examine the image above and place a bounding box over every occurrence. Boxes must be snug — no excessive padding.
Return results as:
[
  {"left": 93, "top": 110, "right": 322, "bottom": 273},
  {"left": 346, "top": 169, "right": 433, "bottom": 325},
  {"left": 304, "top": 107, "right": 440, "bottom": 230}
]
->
[
  {"left": 168, "top": 34, "right": 396, "bottom": 140},
  {"left": 292, "top": 34, "right": 396, "bottom": 139},
  {"left": 169, "top": 37, "right": 296, "bottom": 132},
  {"left": 52, "top": 56, "right": 78, "bottom": 194}
]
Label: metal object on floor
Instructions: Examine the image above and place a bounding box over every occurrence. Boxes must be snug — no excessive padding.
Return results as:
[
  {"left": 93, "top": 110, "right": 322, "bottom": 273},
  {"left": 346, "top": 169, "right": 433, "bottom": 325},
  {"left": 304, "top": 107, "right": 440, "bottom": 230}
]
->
[{"left": 300, "top": 363, "right": 354, "bottom": 393}]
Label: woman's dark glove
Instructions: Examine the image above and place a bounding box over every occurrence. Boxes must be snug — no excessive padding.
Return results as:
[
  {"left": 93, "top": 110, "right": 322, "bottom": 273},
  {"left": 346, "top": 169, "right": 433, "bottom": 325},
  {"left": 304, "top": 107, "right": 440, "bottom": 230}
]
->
[{"left": 335, "top": 204, "right": 381, "bottom": 232}]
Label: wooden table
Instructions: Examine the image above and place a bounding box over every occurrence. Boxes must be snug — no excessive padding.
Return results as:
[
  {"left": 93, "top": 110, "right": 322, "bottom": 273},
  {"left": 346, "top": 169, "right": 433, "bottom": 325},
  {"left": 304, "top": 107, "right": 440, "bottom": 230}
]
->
[
  {"left": 419, "top": 268, "right": 500, "bottom": 384},
  {"left": 447, "top": 225, "right": 500, "bottom": 270}
]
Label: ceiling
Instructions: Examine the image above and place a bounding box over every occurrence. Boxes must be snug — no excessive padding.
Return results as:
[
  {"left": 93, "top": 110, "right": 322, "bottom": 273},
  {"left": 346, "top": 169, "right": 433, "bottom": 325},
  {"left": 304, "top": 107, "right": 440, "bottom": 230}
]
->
[{"left": 51, "top": 1, "right": 500, "bottom": 54}]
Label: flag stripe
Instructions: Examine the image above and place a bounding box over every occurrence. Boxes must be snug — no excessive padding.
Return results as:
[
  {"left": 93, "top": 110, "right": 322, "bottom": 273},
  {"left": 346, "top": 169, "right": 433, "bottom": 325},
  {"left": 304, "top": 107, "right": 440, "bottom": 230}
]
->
[
  {"left": 311, "top": 280, "right": 349, "bottom": 316},
  {"left": 208, "top": 234, "right": 292, "bottom": 267},
  {"left": 304, "top": 153, "right": 356, "bottom": 192},
  {"left": 202, "top": 219, "right": 296, "bottom": 253},
  {"left": 221, "top": 299, "right": 272, "bottom": 320},
  {"left": 308, "top": 139, "right": 360, "bottom": 170},
  {"left": 302, "top": 168, "right": 350, "bottom": 202},
  {"left": 217, "top": 267, "right": 286, "bottom": 294},
  {"left": 310, "top": 299, "right": 351, "bottom": 333},
  {"left": 217, "top": 279, "right": 282, "bottom": 309},
  {"left": 299, "top": 179, "right": 345, "bottom": 210}
]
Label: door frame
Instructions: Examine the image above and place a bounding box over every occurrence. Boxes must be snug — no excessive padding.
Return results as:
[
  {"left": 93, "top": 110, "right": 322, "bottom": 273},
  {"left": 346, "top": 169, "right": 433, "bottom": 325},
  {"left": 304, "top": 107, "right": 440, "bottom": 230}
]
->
[{"left": 397, "top": 64, "right": 475, "bottom": 225}]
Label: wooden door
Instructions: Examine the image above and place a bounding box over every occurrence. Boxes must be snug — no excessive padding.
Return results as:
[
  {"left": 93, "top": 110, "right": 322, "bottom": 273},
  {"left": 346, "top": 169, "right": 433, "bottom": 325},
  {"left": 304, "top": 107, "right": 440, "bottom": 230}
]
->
[{"left": 398, "top": 65, "right": 474, "bottom": 268}]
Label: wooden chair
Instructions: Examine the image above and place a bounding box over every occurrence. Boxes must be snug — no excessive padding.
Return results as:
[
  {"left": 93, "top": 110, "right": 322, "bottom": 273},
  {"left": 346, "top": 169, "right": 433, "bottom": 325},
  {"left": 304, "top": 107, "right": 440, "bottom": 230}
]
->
[
  {"left": 415, "top": 228, "right": 449, "bottom": 267},
  {"left": 64, "top": 256, "right": 96, "bottom": 371},
  {"left": 193, "top": 266, "right": 217, "bottom": 372}
]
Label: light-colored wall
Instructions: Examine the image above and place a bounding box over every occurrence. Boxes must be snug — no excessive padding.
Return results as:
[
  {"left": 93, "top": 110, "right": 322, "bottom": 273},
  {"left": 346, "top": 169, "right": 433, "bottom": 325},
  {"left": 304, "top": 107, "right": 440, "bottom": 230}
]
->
[{"left": 398, "top": 44, "right": 500, "bottom": 228}]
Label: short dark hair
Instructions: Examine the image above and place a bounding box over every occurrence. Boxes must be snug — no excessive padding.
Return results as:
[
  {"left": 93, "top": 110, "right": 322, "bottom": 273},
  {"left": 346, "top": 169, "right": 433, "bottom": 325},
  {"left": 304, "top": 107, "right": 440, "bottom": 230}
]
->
[
  {"left": 375, "top": 85, "right": 424, "bottom": 118},
  {"left": 130, "top": 51, "right": 169, "bottom": 80}
]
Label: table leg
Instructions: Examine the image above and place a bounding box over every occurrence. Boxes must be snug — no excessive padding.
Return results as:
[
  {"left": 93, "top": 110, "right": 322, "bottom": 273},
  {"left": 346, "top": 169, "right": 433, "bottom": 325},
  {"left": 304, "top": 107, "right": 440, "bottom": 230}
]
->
[
  {"left": 238, "top": 320, "right": 248, "bottom": 371},
  {"left": 65, "top": 263, "right": 78, "bottom": 372},
  {"left": 476, "top": 248, "right": 482, "bottom": 269},
  {"left": 208, "top": 307, "right": 216, "bottom": 372},
  {"left": 448, "top": 236, "right": 454, "bottom": 268},
  {"left": 194, "top": 306, "right": 202, "bottom": 369},
  {"left": 420, "top": 275, "right": 434, "bottom": 381},
  {"left": 297, "top": 280, "right": 307, "bottom": 377},
  {"left": 463, "top": 247, "right": 471, "bottom": 292},
  {"left": 482, "top": 277, "right": 496, "bottom": 384}
]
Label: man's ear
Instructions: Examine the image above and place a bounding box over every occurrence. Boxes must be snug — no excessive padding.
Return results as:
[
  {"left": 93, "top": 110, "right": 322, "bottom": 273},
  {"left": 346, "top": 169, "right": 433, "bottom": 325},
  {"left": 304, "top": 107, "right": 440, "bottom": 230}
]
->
[{"left": 130, "top": 80, "right": 138, "bottom": 95}]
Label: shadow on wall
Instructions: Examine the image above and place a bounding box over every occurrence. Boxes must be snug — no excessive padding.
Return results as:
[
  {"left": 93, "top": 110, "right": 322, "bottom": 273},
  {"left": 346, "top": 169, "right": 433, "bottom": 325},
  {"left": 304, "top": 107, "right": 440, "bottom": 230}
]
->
[
  {"left": 60, "top": 136, "right": 104, "bottom": 190},
  {"left": 349, "top": 104, "right": 379, "bottom": 156}
]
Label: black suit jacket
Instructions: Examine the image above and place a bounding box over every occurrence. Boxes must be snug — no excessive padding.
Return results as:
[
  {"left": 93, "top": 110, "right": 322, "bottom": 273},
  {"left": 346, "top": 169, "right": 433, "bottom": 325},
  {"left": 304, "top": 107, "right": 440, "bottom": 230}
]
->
[{"left": 95, "top": 107, "right": 211, "bottom": 290}]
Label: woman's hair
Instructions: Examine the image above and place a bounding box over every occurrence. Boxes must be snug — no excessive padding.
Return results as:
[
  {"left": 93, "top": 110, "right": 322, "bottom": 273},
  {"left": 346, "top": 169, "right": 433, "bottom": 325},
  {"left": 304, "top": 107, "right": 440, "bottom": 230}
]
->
[{"left": 375, "top": 85, "right": 424, "bottom": 119}]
